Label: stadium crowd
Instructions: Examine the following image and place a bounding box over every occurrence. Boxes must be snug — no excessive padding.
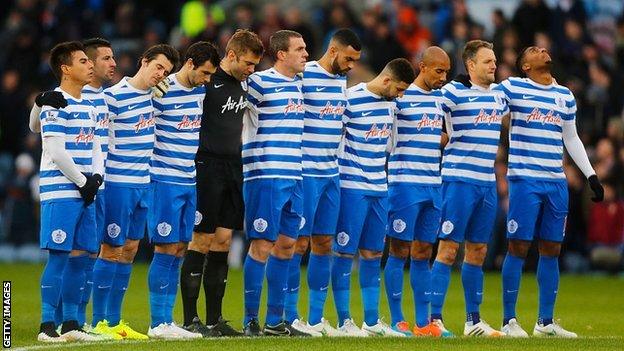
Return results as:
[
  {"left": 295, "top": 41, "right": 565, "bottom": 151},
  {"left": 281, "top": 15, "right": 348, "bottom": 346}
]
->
[{"left": 0, "top": 0, "right": 623, "bottom": 273}]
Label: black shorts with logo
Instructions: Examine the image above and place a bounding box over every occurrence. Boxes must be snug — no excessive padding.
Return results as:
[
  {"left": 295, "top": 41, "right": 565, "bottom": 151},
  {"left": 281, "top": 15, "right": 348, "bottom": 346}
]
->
[{"left": 194, "top": 152, "right": 244, "bottom": 234}]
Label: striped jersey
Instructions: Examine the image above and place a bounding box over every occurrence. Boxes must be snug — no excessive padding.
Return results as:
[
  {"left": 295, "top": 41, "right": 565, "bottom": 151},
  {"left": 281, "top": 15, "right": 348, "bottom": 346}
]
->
[
  {"left": 39, "top": 88, "right": 97, "bottom": 202},
  {"left": 440, "top": 81, "right": 508, "bottom": 185},
  {"left": 82, "top": 84, "right": 109, "bottom": 189},
  {"left": 151, "top": 74, "right": 205, "bottom": 185},
  {"left": 242, "top": 68, "right": 304, "bottom": 181},
  {"left": 104, "top": 77, "right": 155, "bottom": 186},
  {"left": 494, "top": 77, "right": 576, "bottom": 181},
  {"left": 389, "top": 84, "right": 445, "bottom": 186},
  {"left": 338, "top": 82, "right": 395, "bottom": 196},
  {"left": 301, "top": 61, "right": 347, "bottom": 177}
]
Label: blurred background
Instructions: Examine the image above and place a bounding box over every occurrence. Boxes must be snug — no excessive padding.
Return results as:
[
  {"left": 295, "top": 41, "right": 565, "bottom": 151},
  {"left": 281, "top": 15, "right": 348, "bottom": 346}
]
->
[{"left": 0, "top": 0, "right": 622, "bottom": 273}]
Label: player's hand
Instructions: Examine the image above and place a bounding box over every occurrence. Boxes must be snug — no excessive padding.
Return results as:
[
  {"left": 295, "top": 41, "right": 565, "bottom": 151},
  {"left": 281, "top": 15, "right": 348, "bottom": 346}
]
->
[
  {"left": 453, "top": 74, "right": 472, "bottom": 88},
  {"left": 35, "top": 91, "right": 67, "bottom": 109},
  {"left": 588, "top": 175, "right": 604, "bottom": 202},
  {"left": 78, "top": 173, "right": 102, "bottom": 206},
  {"left": 151, "top": 78, "right": 170, "bottom": 98}
]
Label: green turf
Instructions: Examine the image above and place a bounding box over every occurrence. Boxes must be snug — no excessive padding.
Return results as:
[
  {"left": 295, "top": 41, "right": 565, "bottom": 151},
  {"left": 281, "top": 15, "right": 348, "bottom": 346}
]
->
[{"left": 2, "top": 263, "right": 623, "bottom": 350}]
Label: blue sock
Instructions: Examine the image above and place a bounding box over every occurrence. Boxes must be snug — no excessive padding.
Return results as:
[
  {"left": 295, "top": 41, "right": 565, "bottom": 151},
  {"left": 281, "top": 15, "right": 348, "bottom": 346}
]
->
[
  {"left": 62, "top": 255, "right": 89, "bottom": 322},
  {"left": 331, "top": 256, "right": 353, "bottom": 326},
  {"left": 384, "top": 255, "right": 405, "bottom": 324},
  {"left": 461, "top": 262, "right": 483, "bottom": 324},
  {"left": 502, "top": 254, "right": 524, "bottom": 325},
  {"left": 307, "top": 253, "right": 331, "bottom": 325},
  {"left": 430, "top": 260, "right": 451, "bottom": 320},
  {"left": 243, "top": 254, "right": 266, "bottom": 325},
  {"left": 360, "top": 257, "right": 381, "bottom": 326},
  {"left": 537, "top": 255, "right": 559, "bottom": 326},
  {"left": 285, "top": 253, "right": 302, "bottom": 323},
  {"left": 410, "top": 258, "right": 431, "bottom": 328},
  {"left": 265, "top": 255, "right": 290, "bottom": 326},
  {"left": 107, "top": 262, "right": 132, "bottom": 326},
  {"left": 165, "top": 257, "right": 181, "bottom": 324},
  {"left": 148, "top": 252, "right": 175, "bottom": 328},
  {"left": 91, "top": 258, "right": 116, "bottom": 327},
  {"left": 54, "top": 299, "right": 63, "bottom": 327},
  {"left": 77, "top": 256, "right": 96, "bottom": 326},
  {"left": 41, "top": 251, "right": 69, "bottom": 323}
]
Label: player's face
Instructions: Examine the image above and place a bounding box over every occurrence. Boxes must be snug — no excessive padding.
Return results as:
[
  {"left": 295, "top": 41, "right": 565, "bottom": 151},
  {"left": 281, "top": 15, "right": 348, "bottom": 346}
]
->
[
  {"left": 282, "top": 37, "right": 308, "bottom": 74},
  {"left": 92, "top": 47, "right": 116, "bottom": 82},
  {"left": 143, "top": 54, "right": 174, "bottom": 88},
  {"left": 422, "top": 59, "right": 451, "bottom": 90},
  {"left": 523, "top": 46, "right": 552, "bottom": 71},
  {"left": 331, "top": 45, "right": 361, "bottom": 76},
  {"left": 383, "top": 79, "right": 410, "bottom": 100},
  {"left": 190, "top": 60, "right": 218, "bottom": 87},
  {"left": 66, "top": 50, "right": 94, "bottom": 85},
  {"left": 471, "top": 47, "right": 496, "bottom": 85},
  {"left": 230, "top": 51, "right": 262, "bottom": 81}
]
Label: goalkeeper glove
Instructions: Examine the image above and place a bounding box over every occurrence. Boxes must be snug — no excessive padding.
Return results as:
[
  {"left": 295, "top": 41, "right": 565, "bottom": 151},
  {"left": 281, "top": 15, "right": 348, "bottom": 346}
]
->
[
  {"left": 151, "top": 78, "right": 170, "bottom": 98},
  {"left": 35, "top": 91, "right": 67, "bottom": 109}
]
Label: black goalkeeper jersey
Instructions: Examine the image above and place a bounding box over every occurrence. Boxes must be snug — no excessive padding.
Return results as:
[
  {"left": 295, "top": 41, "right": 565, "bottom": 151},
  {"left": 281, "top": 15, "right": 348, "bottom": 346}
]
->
[{"left": 198, "top": 66, "right": 247, "bottom": 157}]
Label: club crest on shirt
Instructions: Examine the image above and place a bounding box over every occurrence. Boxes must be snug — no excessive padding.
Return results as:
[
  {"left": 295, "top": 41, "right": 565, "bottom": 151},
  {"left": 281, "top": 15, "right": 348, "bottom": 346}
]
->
[
  {"left": 555, "top": 96, "right": 566, "bottom": 108},
  {"left": 51, "top": 229, "right": 66, "bottom": 244},
  {"left": 364, "top": 123, "right": 391, "bottom": 140}
]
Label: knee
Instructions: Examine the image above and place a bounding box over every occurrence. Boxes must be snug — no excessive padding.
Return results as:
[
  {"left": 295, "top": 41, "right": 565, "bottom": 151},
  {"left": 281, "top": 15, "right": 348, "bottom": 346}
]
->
[
  {"left": 311, "top": 236, "right": 332, "bottom": 255},
  {"left": 410, "top": 242, "right": 433, "bottom": 260},
  {"left": 188, "top": 233, "right": 211, "bottom": 254},
  {"left": 99, "top": 244, "right": 122, "bottom": 262},
  {"left": 538, "top": 241, "right": 561, "bottom": 257},
  {"left": 464, "top": 244, "right": 487, "bottom": 265},
  {"left": 508, "top": 240, "right": 530, "bottom": 258},
  {"left": 295, "top": 237, "right": 310, "bottom": 255},
  {"left": 155, "top": 243, "right": 178, "bottom": 256},
  {"left": 359, "top": 249, "right": 382, "bottom": 260},
  {"left": 120, "top": 240, "right": 139, "bottom": 263},
  {"left": 210, "top": 235, "right": 231, "bottom": 252},
  {"left": 389, "top": 238, "right": 410, "bottom": 259},
  {"left": 436, "top": 242, "right": 458, "bottom": 264},
  {"left": 248, "top": 240, "right": 272, "bottom": 262}
]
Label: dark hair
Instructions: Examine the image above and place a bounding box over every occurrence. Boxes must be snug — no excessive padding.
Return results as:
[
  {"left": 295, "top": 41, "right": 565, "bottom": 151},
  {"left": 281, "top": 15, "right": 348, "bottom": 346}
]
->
[
  {"left": 332, "top": 28, "right": 362, "bottom": 51},
  {"left": 49, "top": 41, "right": 85, "bottom": 81},
  {"left": 185, "top": 41, "right": 220, "bottom": 69},
  {"left": 225, "top": 29, "right": 264, "bottom": 57},
  {"left": 516, "top": 47, "right": 531, "bottom": 77},
  {"left": 269, "top": 30, "right": 302, "bottom": 61},
  {"left": 462, "top": 40, "right": 493, "bottom": 70},
  {"left": 82, "top": 37, "right": 112, "bottom": 60},
  {"left": 383, "top": 58, "right": 415, "bottom": 84},
  {"left": 138, "top": 44, "right": 180, "bottom": 71}
]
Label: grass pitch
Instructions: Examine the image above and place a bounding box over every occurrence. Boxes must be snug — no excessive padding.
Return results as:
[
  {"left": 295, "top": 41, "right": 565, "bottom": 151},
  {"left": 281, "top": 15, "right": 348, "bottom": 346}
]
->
[{"left": 2, "top": 263, "right": 623, "bottom": 350}]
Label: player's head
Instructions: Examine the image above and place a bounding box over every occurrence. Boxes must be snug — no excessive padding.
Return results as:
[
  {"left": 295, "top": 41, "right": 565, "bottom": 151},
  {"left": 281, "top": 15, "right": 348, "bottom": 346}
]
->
[
  {"left": 49, "top": 41, "right": 93, "bottom": 84},
  {"left": 270, "top": 30, "right": 308, "bottom": 75},
  {"left": 224, "top": 29, "right": 264, "bottom": 81},
  {"left": 516, "top": 46, "right": 552, "bottom": 78},
  {"left": 418, "top": 46, "right": 451, "bottom": 90},
  {"left": 183, "top": 41, "right": 220, "bottom": 86},
  {"left": 462, "top": 40, "right": 496, "bottom": 86},
  {"left": 326, "top": 28, "right": 362, "bottom": 75},
  {"left": 137, "top": 44, "right": 180, "bottom": 88},
  {"left": 378, "top": 58, "right": 415, "bottom": 100},
  {"left": 83, "top": 37, "right": 116, "bottom": 83}
]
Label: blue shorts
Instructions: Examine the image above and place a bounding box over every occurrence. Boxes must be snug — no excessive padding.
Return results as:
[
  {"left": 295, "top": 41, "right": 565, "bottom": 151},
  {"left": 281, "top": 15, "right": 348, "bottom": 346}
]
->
[
  {"left": 438, "top": 181, "right": 497, "bottom": 244},
  {"left": 333, "top": 190, "right": 388, "bottom": 255},
  {"left": 95, "top": 189, "right": 105, "bottom": 246},
  {"left": 40, "top": 199, "right": 97, "bottom": 253},
  {"left": 300, "top": 176, "right": 340, "bottom": 236},
  {"left": 243, "top": 178, "right": 303, "bottom": 242},
  {"left": 507, "top": 180, "right": 568, "bottom": 243},
  {"left": 147, "top": 181, "right": 196, "bottom": 244},
  {"left": 102, "top": 183, "right": 149, "bottom": 246},
  {"left": 388, "top": 184, "right": 441, "bottom": 244}
]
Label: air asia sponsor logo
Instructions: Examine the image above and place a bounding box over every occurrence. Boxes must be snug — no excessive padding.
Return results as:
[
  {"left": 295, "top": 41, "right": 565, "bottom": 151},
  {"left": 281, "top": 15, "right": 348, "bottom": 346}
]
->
[
  {"left": 284, "top": 98, "right": 304, "bottom": 114},
  {"left": 318, "top": 101, "right": 346, "bottom": 118},
  {"left": 525, "top": 108, "right": 562, "bottom": 125},
  {"left": 473, "top": 109, "right": 501, "bottom": 125},
  {"left": 365, "top": 123, "right": 391, "bottom": 140},
  {"left": 97, "top": 113, "right": 110, "bottom": 128},
  {"left": 75, "top": 127, "right": 95, "bottom": 144},
  {"left": 416, "top": 113, "right": 443, "bottom": 131},
  {"left": 221, "top": 95, "right": 247, "bottom": 114},
  {"left": 134, "top": 114, "right": 155, "bottom": 132},
  {"left": 177, "top": 115, "right": 201, "bottom": 130}
]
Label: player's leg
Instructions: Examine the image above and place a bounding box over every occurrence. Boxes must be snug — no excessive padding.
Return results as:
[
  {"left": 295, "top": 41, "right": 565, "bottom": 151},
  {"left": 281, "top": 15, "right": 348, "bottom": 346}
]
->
[
  {"left": 501, "top": 180, "right": 539, "bottom": 337},
  {"left": 533, "top": 182, "right": 576, "bottom": 337},
  {"left": 284, "top": 236, "right": 308, "bottom": 324},
  {"left": 180, "top": 232, "right": 209, "bottom": 327},
  {"left": 462, "top": 184, "right": 503, "bottom": 337}
]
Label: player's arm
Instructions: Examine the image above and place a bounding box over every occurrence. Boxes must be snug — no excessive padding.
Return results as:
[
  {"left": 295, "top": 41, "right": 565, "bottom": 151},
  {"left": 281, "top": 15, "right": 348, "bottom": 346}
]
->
[
  {"left": 91, "top": 131, "right": 104, "bottom": 177},
  {"left": 29, "top": 91, "right": 68, "bottom": 133},
  {"left": 562, "top": 120, "right": 603, "bottom": 201}
]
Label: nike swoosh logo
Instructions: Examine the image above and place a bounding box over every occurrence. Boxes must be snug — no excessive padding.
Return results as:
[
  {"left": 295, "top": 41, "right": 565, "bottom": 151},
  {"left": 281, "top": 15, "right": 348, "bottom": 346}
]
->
[
  {"left": 128, "top": 105, "right": 137, "bottom": 110},
  {"left": 433, "top": 292, "right": 444, "bottom": 296},
  {"left": 424, "top": 292, "right": 431, "bottom": 295},
  {"left": 174, "top": 104, "right": 184, "bottom": 109},
  {"left": 410, "top": 103, "right": 421, "bottom": 107},
  {"left": 392, "top": 292, "right": 401, "bottom": 297},
  {"left": 468, "top": 97, "right": 478, "bottom": 102},
  {"left": 342, "top": 273, "right": 351, "bottom": 277},
  {"left": 362, "top": 111, "right": 372, "bottom": 116},
  {"left": 506, "top": 289, "right": 518, "bottom": 293},
  {"left": 98, "top": 285, "right": 111, "bottom": 289},
  {"left": 275, "top": 87, "right": 285, "bottom": 92},
  {"left": 190, "top": 272, "right": 201, "bottom": 277},
  {"left": 73, "top": 113, "right": 80, "bottom": 117},
  {"left": 320, "top": 286, "right": 328, "bottom": 291},
  {"left": 476, "top": 292, "right": 483, "bottom": 295},
  {"left": 118, "top": 330, "right": 127, "bottom": 337},
  {"left": 522, "top": 95, "right": 534, "bottom": 99},
  {"left": 214, "top": 84, "right": 224, "bottom": 88},
  {"left": 41, "top": 285, "right": 52, "bottom": 289},
  {"left": 160, "top": 284, "right": 169, "bottom": 289},
  {"left": 244, "top": 289, "right": 254, "bottom": 293},
  {"left": 316, "top": 87, "right": 326, "bottom": 91}
]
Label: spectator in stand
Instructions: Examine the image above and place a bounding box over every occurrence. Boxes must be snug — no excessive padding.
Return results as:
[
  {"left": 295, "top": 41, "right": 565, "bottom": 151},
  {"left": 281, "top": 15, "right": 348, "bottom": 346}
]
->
[
  {"left": 512, "top": 0, "right": 551, "bottom": 48},
  {"left": 587, "top": 179, "right": 624, "bottom": 272},
  {"left": 395, "top": 5, "right": 431, "bottom": 62}
]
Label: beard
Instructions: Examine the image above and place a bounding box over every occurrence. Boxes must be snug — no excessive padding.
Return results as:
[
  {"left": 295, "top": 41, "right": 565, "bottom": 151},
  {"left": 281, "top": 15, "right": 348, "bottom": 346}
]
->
[{"left": 331, "top": 57, "right": 348, "bottom": 76}]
